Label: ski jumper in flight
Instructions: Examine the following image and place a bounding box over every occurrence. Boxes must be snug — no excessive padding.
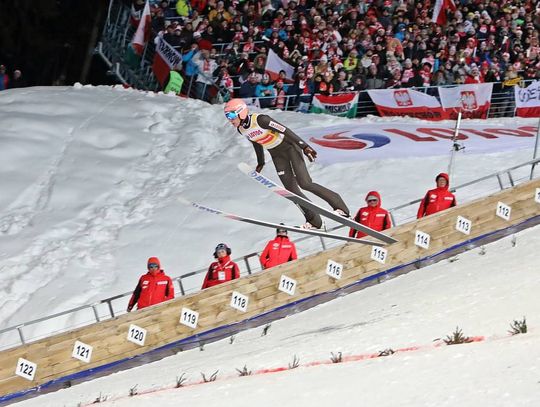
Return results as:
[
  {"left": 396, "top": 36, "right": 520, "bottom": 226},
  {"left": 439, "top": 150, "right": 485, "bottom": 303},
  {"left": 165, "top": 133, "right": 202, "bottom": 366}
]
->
[{"left": 224, "top": 98, "right": 349, "bottom": 229}]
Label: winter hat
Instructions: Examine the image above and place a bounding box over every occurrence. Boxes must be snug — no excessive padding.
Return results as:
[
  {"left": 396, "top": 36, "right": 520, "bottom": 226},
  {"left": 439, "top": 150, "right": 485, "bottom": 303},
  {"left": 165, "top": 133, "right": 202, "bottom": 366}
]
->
[
  {"left": 147, "top": 257, "right": 161, "bottom": 269},
  {"left": 214, "top": 243, "right": 231, "bottom": 258}
]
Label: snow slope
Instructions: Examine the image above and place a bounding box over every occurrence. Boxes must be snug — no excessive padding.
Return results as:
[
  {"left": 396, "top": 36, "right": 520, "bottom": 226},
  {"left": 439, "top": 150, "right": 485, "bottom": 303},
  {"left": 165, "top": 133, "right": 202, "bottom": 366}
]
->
[
  {"left": 0, "top": 85, "right": 536, "bottom": 342},
  {"left": 12, "top": 224, "right": 540, "bottom": 407}
]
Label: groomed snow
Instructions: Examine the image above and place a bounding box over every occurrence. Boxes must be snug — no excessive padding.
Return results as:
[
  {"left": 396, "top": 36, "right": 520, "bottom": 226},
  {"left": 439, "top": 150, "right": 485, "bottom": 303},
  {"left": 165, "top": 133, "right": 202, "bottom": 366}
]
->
[
  {"left": 0, "top": 85, "right": 536, "bottom": 344},
  {"left": 12, "top": 225, "right": 540, "bottom": 407}
]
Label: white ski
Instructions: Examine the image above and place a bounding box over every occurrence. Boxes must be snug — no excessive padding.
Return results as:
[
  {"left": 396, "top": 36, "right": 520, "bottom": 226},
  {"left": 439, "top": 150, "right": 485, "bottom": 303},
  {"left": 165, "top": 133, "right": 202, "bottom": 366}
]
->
[
  {"left": 179, "top": 198, "right": 385, "bottom": 246},
  {"left": 237, "top": 162, "right": 398, "bottom": 244}
]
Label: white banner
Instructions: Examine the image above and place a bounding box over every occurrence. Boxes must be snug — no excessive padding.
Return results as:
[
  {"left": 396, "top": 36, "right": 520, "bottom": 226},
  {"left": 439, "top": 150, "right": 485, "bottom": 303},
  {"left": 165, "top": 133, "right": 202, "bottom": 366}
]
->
[
  {"left": 265, "top": 49, "right": 295, "bottom": 81},
  {"left": 514, "top": 80, "right": 540, "bottom": 117},
  {"left": 367, "top": 89, "right": 444, "bottom": 120},
  {"left": 439, "top": 83, "right": 493, "bottom": 119},
  {"left": 295, "top": 119, "right": 537, "bottom": 164}
]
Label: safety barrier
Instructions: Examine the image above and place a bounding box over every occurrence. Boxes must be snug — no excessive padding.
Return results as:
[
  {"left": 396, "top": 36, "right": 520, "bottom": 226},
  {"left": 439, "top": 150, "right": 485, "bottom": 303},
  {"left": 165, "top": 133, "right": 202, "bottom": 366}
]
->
[
  {"left": 1, "top": 176, "right": 538, "bottom": 404},
  {"left": 0, "top": 158, "right": 538, "bottom": 351}
]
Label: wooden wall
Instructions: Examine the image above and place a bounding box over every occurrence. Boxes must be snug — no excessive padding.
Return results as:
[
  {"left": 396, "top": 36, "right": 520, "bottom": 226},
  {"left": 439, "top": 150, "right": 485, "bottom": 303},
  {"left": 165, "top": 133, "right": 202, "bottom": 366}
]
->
[{"left": 1, "top": 179, "right": 539, "bottom": 403}]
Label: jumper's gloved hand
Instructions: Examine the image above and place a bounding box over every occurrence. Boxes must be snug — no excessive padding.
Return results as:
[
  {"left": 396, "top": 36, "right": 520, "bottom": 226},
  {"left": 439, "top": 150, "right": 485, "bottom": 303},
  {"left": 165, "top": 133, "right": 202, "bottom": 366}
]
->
[
  {"left": 126, "top": 305, "right": 133, "bottom": 313},
  {"left": 303, "top": 146, "right": 317, "bottom": 162},
  {"left": 255, "top": 163, "right": 265, "bottom": 173}
]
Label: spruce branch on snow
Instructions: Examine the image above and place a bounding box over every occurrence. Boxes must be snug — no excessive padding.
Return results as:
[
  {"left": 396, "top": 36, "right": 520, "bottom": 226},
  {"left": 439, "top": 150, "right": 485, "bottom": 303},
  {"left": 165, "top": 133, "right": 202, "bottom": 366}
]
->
[
  {"left": 330, "top": 352, "right": 343, "bottom": 363},
  {"left": 175, "top": 373, "right": 187, "bottom": 388},
  {"left": 236, "top": 365, "right": 252, "bottom": 376},
  {"left": 508, "top": 317, "right": 527, "bottom": 335},
  {"left": 378, "top": 348, "right": 395, "bottom": 357},
  {"left": 444, "top": 327, "right": 473, "bottom": 345},
  {"left": 92, "top": 392, "right": 108, "bottom": 403},
  {"left": 262, "top": 324, "right": 271, "bottom": 336},
  {"left": 129, "top": 384, "right": 138, "bottom": 397},
  {"left": 288, "top": 355, "right": 300, "bottom": 369},
  {"left": 201, "top": 370, "right": 219, "bottom": 382}
]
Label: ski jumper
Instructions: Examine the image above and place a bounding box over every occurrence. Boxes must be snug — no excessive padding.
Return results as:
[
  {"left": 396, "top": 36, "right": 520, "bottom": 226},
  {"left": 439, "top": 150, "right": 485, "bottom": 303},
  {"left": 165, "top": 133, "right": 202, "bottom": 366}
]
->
[{"left": 237, "top": 113, "right": 349, "bottom": 228}]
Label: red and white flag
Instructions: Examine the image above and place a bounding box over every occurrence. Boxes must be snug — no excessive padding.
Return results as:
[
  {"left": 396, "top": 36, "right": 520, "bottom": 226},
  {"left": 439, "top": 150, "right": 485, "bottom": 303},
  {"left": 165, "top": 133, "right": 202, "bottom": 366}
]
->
[
  {"left": 439, "top": 83, "right": 494, "bottom": 119},
  {"left": 265, "top": 49, "right": 294, "bottom": 81},
  {"left": 514, "top": 80, "right": 540, "bottom": 117},
  {"left": 432, "top": 0, "right": 456, "bottom": 25},
  {"left": 131, "top": 0, "right": 151, "bottom": 55},
  {"left": 367, "top": 89, "right": 445, "bottom": 121},
  {"left": 152, "top": 37, "right": 183, "bottom": 85}
]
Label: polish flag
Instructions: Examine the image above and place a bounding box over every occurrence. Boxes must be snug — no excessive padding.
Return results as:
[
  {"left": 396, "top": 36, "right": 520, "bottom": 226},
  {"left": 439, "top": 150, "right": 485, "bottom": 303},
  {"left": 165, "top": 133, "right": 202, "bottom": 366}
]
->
[
  {"left": 432, "top": 0, "right": 457, "bottom": 26},
  {"left": 131, "top": 0, "right": 152, "bottom": 55}
]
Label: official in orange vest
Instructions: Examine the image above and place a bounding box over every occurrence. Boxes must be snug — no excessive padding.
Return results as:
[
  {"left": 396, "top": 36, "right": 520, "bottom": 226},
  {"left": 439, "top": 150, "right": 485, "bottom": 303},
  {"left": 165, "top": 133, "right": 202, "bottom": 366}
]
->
[
  {"left": 127, "top": 257, "right": 175, "bottom": 312},
  {"left": 417, "top": 173, "right": 457, "bottom": 218},
  {"left": 260, "top": 225, "right": 298, "bottom": 269}
]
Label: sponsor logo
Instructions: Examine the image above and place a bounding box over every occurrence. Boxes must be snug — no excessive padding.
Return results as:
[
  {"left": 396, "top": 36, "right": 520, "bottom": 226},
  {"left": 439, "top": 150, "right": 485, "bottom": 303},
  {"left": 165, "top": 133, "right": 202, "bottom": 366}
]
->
[
  {"left": 254, "top": 174, "right": 277, "bottom": 188},
  {"left": 460, "top": 91, "right": 478, "bottom": 110},
  {"left": 393, "top": 90, "right": 413, "bottom": 106},
  {"left": 269, "top": 121, "right": 286, "bottom": 132},
  {"left": 157, "top": 281, "right": 168, "bottom": 285},
  {"left": 309, "top": 131, "right": 391, "bottom": 150},
  {"left": 246, "top": 129, "right": 264, "bottom": 140}
]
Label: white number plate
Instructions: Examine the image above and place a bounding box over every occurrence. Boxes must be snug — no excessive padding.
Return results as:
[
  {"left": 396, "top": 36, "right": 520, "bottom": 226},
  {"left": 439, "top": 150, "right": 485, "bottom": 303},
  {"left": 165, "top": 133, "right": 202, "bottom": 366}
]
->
[
  {"left": 415, "top": 230, "right": 431, "bottom": 249},
  {"left": 15, "top": 358, "right": 37, "bottom": 381},
  {"left": 496, "top": 201, "right": 511, "bottom": 221},
  {"left": 230, "top": 291, "right": 249, "bottom": 312},
  {"left": 326, "top": 259, "right": 343, "bottom": 279},
  {"left": 127, "top": 324, "right": 147, "bottom": 346},
  {"left": 72, "top": 340, "right": 93, "bottom": 363},
  {"left": 455, "top": 216, "right": 472, "bottom": 235},
  {"left": 370, "top": 246, "right": 388, "bottom": 264},
  {"left": 180, "top": 307, "right": 199, "bottom": 329},
  {"left": 278, "top": 275, "right": 297, "bottom": 295}
]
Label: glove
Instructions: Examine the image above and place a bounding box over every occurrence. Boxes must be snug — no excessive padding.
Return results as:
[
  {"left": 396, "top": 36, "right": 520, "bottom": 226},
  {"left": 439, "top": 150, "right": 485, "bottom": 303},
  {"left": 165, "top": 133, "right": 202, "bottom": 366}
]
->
[
  {"left": 303, "top": 146, "right": 317, "bottom": 162},
  {"left": 127, "top": 305, "right": 133, "bottom": 313},
  {"left": 255, "top": 163, "right": 264, "bottom": 173}
]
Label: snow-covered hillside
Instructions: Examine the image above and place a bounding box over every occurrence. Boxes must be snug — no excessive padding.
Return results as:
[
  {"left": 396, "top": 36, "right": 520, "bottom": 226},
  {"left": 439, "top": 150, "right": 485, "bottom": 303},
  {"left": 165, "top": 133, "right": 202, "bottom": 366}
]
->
[
  {"left": 12, "top": 225, "right": 540, "bottom": 407},
  {"left": 0, "top": 85, "right": 536, "bottom": 343}
]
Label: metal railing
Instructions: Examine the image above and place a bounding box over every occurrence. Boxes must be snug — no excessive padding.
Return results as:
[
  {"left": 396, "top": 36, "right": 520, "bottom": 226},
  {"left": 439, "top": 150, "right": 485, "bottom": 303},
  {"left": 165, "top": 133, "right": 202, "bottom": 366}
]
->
[{"left": 1, "top": 157, "right": 538, "bottom": 350}]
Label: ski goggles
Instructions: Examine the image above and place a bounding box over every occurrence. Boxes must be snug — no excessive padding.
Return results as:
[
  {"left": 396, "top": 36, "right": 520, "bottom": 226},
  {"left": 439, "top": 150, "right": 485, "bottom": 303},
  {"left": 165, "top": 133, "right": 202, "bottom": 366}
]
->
[
  {"left": 225, "top": 110, "right": 239, "bottom": 120},
  {"left": 148, "top": 263, "right": 159, "bottom": 269}
]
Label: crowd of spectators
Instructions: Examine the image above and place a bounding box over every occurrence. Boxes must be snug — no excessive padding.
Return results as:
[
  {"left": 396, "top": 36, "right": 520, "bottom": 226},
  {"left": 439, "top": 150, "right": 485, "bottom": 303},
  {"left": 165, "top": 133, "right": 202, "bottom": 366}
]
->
[
  {"left": 131, "top": 0, "right": 540, "bottom": 107},
  {"left": 0, "top": 65, "right": 26, "bottom": 91}
]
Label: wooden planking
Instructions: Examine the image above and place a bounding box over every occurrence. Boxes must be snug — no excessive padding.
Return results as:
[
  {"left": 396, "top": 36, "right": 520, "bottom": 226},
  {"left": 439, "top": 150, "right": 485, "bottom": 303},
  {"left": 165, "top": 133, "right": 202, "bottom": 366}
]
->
[{"left": 0, "top": 180, "right": 539, "bottom": 399}]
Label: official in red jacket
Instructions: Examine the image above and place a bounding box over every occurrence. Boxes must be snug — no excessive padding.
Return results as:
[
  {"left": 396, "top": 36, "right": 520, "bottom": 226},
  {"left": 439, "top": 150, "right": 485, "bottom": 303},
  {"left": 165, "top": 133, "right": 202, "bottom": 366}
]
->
[
  {"left": 201, "top": 243, "right": 241, "bottom": 289},
  {"left": 417, "top": 173, "right": 457, "bottom": 218},
  {"left": 260, "top": 226, "right": 298, "bottom": 269},
  {"left": 127, "top": 257, "right": 175, "bottom": 312},
  {"left": 349, "top": 191, "right": 392, "bottom": 238}
]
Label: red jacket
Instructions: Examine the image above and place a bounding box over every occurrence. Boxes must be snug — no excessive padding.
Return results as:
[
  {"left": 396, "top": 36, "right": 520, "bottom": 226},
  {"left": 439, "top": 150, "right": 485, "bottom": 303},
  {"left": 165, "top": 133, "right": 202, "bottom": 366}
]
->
[
  {"left": 349, "top": 191, "right": 392, "bottom": 238},
  {"left": 128, "top": 270, "right": 174, "bottom": 311},
  {"left": 260, "top": 236, "right": 298, "bottom": 269},
  {"left": 201, "top": 255, "right": 240, "bottom": 289},
  {"left": 417, "top": 173, "right": 457, "bottom": 218}
]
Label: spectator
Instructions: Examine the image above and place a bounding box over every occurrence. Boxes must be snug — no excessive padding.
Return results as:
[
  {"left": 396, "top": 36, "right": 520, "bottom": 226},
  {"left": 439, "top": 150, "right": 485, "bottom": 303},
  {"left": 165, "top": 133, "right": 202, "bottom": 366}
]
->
[
  {"left": 274, "top": 79, "right": 287, "bottom": 110},
  {"left": 127, "top": 257, "right": 175, "bottom": 312},
  {"left": 176, "top": 0, "right": 192, "bottom": 19},
  {"left": 417, "top": 173, "right": 457, "bottom": 219},
  {"left": 260, "top": 226, "right": 298, "bottom": 269},
  {"left": 163, "top": 64, "right": 184, "bottom": 95},
  {"left": 201, "top": 243, "right": 240, "bottom": 289},
  {"left": 239, "top": 72, "right": 259, "bottom": 98},
  {"left": 255, "top": 73, "right": 276, "bottom": 107},
  {"left": 0, "top": 65, "right": 9, "bottom": 91},
  {"left": 349, "top": 191, "right": 392, "bottom": 238},
  {"left": 9, "top": 70, "right": 26, "bottom": 89},
  {"left": 192, "top": 49, "right": 217, "bottom": 101}
]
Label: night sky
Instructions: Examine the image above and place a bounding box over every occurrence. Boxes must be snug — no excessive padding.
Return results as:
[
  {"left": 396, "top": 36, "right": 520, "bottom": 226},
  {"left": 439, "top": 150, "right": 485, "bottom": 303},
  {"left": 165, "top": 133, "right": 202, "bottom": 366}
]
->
[{"left": 0, "top": 0, "right": 116, "bottom": 86}]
